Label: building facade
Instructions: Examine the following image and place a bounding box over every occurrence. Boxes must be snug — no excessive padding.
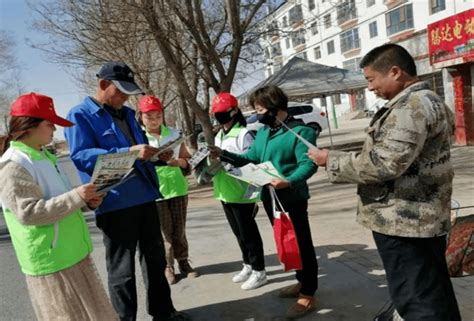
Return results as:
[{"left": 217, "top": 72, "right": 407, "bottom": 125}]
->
[{"left": 260, "top": 0, "right": 473, "bottom": 143}]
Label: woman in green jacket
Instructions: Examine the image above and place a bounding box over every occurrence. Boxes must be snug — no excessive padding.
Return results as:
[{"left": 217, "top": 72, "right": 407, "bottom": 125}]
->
[
  {"left": 210, "top": 86, "right": 319, "bottom": 319},
  {"left": 0, "top": 93, "right": 117, "bottom": 321}
]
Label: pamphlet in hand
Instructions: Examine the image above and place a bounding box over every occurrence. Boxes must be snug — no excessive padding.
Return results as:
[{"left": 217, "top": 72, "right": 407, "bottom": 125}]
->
[
  {"left": 275, "top": 118, "right": 318, "bottom": 152},
  {"left": 188, "top": 146, "right": 210, "bottom": 169},
  {"left": 91, "top": 151, "right": 139, "bottom": 193},
  {"left": 150, "top": 134, "right": 189, "bottom": 162},
  {"left": 227, "top": 161, "right": 283, "bottom": 187}
]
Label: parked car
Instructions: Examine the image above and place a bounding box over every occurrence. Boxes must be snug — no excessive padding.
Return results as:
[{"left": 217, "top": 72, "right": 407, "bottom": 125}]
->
[{"left": 245, "top": 102, "right": 329, "bottom": 136}]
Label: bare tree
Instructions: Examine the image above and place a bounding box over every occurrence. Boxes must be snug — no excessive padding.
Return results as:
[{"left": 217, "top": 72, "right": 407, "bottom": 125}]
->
[
  {"left": 0, "top": 31, "right": 25, "bottom": 133},
  {"left": 29, "top": 0, "right": 201, "bottom": 136},
  {"left": 138, "top": 0, "right": 271, "bottom": 142},
  {"left": 29, "top": 0, "right": 279, "bottom": 143}
]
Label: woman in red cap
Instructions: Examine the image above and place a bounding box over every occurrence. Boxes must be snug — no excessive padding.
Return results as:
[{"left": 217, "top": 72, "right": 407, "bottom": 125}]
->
[
  {"left": 0, "top": 93, "right": 118, "bottom": 321},
  {"left": 210, "top": 92, "right": 267, "bottom": 290},
  {"left": 138, "top": 95, "right": 198, "bottom": 285}
]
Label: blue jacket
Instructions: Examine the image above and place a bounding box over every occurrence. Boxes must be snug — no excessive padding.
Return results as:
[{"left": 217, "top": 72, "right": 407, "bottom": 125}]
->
[{"left": 65, "top": 97, "right": 160, "bottom": 215}]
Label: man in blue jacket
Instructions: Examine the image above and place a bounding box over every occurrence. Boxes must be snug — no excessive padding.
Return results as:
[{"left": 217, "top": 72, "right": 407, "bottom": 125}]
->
[{"left": 65, "top": 62, "right": 190, "bottom": 321}]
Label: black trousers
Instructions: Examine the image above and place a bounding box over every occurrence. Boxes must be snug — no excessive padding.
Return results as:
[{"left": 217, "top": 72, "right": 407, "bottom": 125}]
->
[
  {"left": 96, "top": 202, "right": 175, "bottom": 321},
  {"left": 222, "top": 202, "right": 265, "bottom": 271},
  {"left": 373, "top": 231, "right": 461, "bottom": 321},
  {"left": 262, "top": 197, "right": 318, "bottom": 296}
]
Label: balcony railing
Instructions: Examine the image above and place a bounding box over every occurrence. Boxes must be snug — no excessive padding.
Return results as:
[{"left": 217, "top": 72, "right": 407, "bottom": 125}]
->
[{"left": 337, "top": 8, "right": 358, "bottom": 25}]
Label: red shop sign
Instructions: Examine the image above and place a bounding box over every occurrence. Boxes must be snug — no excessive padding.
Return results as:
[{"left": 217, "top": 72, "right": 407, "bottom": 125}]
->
[{"left": 428, "top": 8, "right": 474, "bottom": 65}]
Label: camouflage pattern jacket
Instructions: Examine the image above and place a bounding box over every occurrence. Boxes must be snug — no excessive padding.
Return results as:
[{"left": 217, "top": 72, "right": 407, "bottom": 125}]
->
[{"left": 326, "top": 81, "right": 454, "bottom": 237}]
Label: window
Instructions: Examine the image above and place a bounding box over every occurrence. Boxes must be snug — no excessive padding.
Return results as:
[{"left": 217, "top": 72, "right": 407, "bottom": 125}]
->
[
  {"left": 308, "top": 0, "right": 316, "bottom": 11},
  {"left": 327, "top": 40, "right": 335, "bottom": 54},
  {"left": 283, "top": 16, "right": 288, "bottom": 28},
  {"left": 367, "top": 0, "right": 375, "bottom": 7},
  {"left": 314, "top": 46, "right": 321, "bottom": 59},
  {"left": 430, "top": 0, "right": 445, "bottom": 14},
  {"left": 419, "top": 72, "right": 444, "bottom": 100},
  {"left": 324, "top": 14, "right": 331, "bottom": 28},
  {"left": 271, "top": 42, "right": 282, "bottom": 57},
  {"left": 342, "top": 57, "right": 362, "bottom": 71},
  {"left": 291, "top": 29, "right": 306, "bottom": 47},
  {"left": 289, "top": 5, "right": 303, "bottom": 25},
  {"left": 286, "top": 38, "right": 291, "bottom": 49},
  {"left": 340, "top": 28, "right": 360, "bottom": 53},
  {"left": 310, "top": 22, "right": 318, "bottom": 35},
  {"left": 369, "top": 21, "right": 378, "bottom": 38},
  {"left": 337, "top": 0, "right": 357, "bottom": 25},
  {"left": 288, "top": 105, "right": 313, "bottom": 116},
  {"left": 386, "top": 4, "right": 414, "bottom": 36},
  {"left": 268, "top": 20, "right": 279, "bottom": 37}
]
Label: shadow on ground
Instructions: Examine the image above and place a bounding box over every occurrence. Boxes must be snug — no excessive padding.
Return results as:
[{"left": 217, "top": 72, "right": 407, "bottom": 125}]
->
[{"left": 178, "top": 244, "right": 388, "bottom": 321}]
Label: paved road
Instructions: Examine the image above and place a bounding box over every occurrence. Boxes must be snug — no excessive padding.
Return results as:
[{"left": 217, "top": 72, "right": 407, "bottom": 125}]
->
[{"left": 1, "top": 114, "right": 472, "bottom": 321}]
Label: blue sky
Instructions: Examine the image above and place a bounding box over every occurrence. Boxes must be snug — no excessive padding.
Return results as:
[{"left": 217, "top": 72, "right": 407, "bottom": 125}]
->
[{"left": 0, "top": 0, "right": 89, "bottom": 138}]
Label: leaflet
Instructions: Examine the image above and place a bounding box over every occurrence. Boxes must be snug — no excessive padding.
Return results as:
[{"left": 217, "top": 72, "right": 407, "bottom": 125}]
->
[
  {"left": 150, "top": 135, "right": 188, "bottom": 162},
  {"left": 227, "top": 161, "right": 283, "bottom": 187},
  {"left": 188, "top": 146, "right": 210, "bottom": 169},
  {"left": 90, "top": 151, "right": 139, "bottom": 193}
]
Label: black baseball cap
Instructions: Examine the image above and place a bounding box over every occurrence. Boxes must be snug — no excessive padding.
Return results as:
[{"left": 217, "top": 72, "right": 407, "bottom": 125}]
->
[{"left": 96, "top": 62, "right": 143, "bottom": 95}]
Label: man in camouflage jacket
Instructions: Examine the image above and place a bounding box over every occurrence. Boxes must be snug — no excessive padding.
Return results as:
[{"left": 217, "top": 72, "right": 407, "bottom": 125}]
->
[{"left": 308, "top": 44, "right": 461, "bottom": 321}]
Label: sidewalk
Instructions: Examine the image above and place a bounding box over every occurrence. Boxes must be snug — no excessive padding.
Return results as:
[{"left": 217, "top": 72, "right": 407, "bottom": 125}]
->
[
  {"left": 170, "top": 145, "right": 473, "bottom": 321},
  {"left": 0, "top": 115, "right": 472, "bottom": 321},
  {"left": 317, "top": 114, "right": 370, "bottom": 150}
]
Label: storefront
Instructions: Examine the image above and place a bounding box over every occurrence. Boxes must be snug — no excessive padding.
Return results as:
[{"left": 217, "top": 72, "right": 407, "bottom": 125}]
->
[{"left": 428, "top": 8, "right": 474, "bottom": 145}]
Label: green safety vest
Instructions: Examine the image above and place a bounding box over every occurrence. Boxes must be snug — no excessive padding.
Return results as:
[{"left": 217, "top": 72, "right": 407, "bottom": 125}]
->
[
  {"left": 146, "top": 126, "right": 188, "bottom": 200},
  {"left": 2, "top": 142, "right": 92, "bottom": 276},
  {"left": 213, "top": 124, "right": 259, "bottom": 204}
]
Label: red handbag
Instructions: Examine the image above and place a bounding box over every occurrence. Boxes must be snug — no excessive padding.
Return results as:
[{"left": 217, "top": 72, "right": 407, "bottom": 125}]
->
[
  {"left": 446, "top": 214, "right": 474, "bottom": 277},
  {"left": 269, "top": 187, "right": 303, "bottom": 271}
]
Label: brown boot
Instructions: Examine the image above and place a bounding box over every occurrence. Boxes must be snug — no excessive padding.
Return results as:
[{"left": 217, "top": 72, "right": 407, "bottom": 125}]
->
[
  {"left": 278, "top": 282, "right": 302, "bottom": 298},
  {"left": 178, "top": 260, "right": 199, "bottom": 278},
  {"left": 165, "top": 265, "right": 177, "bottom": 285},
  {"left": 286, "top": 294, "right": 316, "bottom": 319}
]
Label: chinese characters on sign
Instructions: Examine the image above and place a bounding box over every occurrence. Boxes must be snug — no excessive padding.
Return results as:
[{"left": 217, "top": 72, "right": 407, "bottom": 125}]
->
[{"left": 428, "top": 8, "right": 474, "bottom": 65}]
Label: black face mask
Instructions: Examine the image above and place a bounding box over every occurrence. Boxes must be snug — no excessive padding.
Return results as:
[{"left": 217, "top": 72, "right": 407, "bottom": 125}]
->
[
  {"left": 256, "top": 110, "right": 275, "bottom": 126},
  {"left": 214, "top": 111, "right": 235, "bottom": 124}
]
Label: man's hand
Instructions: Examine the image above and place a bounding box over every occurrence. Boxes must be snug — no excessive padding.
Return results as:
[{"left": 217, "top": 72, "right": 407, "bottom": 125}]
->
[
  {"left": 208, "top": 145, "right": 223, "bottom": 159},
  {"left": 75, "top": 183, "right": 102, "bottom": 202},
  {"left": 307, "top": 148, "right": 329, "bottom": 167},
  {"left": 270, "top": 178, "right": 290, "bottom": 190},
  {"left": 130, "top": 144, "right": 160, "bottom": 161},
  {"left": 158, "top": 150, "right": 174, "bottom": 163}
]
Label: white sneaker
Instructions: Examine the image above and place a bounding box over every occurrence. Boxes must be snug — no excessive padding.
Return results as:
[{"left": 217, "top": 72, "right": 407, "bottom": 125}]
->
[
  {"left": 232, "top": 264, "right": 252, "bottom": 283},
  {"left": 241, "top": 270, "right": 267, "bottom": 290}
]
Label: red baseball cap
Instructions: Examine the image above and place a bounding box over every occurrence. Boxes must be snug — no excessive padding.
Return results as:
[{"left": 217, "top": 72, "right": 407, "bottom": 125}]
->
[
  {"left": 138, "top": 95, "right": 163, "bottom": 113},
  {"left": 211, "top": 92, "right": 238, "bottom": 113},
  {"left": 10, "top": 93, "right": 74, "bottom": 127}
]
